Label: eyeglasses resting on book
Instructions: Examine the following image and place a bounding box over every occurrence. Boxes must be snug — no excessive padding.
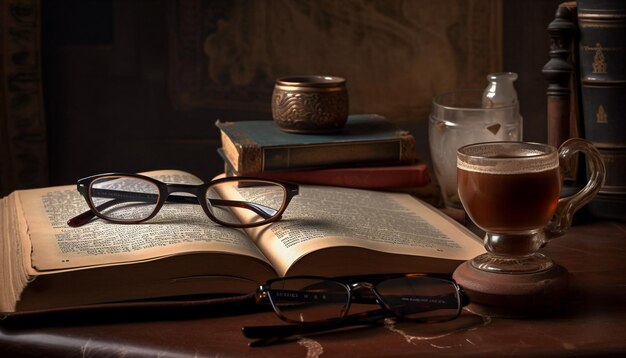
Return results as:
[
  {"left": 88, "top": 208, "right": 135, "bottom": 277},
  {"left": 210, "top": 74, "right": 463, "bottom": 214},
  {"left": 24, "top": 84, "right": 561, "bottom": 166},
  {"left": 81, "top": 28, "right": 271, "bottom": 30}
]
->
[
  {"left": 67, "top": 173, "right": 299, "bottom": 228},
  {"left": 242, "top": 274, "right": 469, "bottom": 347}
]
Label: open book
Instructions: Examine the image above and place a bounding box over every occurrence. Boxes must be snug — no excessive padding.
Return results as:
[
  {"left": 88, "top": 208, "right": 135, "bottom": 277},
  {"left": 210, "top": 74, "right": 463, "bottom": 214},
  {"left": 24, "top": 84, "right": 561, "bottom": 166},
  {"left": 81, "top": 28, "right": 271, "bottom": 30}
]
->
[{"left": 0, "top": 170, "right": 484, "bottom": 314}]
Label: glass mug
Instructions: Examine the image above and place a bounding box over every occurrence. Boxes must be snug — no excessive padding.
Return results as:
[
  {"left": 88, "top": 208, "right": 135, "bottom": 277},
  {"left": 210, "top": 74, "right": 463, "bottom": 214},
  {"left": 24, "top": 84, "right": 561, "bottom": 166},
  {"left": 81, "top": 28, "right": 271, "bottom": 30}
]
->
[{"left": 457, "top": 139, "right": 605, "bottom": 273}]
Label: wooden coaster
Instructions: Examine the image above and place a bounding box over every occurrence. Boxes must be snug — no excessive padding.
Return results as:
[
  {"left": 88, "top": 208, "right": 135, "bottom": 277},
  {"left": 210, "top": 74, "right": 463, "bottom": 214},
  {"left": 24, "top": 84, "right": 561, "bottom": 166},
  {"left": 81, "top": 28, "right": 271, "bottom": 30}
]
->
[{"left": 452, "top": 261, "right": 569, "bottom": 318}]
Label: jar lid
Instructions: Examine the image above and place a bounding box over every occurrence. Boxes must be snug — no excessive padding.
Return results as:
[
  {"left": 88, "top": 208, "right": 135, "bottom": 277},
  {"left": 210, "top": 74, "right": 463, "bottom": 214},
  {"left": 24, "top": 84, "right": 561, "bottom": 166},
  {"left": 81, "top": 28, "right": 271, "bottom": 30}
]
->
[{"left": 276, "top": 75, "right": 346, "bottom": 88}]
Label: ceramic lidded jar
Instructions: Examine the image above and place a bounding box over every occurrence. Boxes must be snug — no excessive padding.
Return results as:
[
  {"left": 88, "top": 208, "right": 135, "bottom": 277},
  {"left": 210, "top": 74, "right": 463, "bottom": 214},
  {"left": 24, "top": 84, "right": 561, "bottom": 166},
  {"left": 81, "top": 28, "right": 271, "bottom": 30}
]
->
[{"left": 271, "top": 75, "right": 349, "bottom": 133}]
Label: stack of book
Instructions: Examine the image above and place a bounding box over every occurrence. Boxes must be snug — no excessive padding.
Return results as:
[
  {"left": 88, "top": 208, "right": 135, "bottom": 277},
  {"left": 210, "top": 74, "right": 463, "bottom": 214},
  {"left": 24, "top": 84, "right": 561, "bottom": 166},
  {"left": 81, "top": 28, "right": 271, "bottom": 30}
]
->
[{"left": 215, "top": 114, "right": 430, "bottom": 190}]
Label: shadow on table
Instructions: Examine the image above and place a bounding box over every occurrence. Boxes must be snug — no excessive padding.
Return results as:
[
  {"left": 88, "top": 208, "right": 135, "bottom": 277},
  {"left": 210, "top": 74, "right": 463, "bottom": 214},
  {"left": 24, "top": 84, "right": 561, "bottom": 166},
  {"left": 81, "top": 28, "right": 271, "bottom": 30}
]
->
[{"left": 0, "top": 293, "right": 266, "bottom": 329}]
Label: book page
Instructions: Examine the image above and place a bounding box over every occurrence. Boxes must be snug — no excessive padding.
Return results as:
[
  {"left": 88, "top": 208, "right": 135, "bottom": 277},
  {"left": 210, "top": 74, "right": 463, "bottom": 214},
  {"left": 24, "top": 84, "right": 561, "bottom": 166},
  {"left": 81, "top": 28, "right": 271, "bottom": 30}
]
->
[
  {"left": 0, "top": 196, "right": 19, "bottom": 311},
  {"left": 19, "top": 170, "right": 270, "bottom": 273},
  {"left": 242, "top": 186, "right": 485, "bottom": 276}
]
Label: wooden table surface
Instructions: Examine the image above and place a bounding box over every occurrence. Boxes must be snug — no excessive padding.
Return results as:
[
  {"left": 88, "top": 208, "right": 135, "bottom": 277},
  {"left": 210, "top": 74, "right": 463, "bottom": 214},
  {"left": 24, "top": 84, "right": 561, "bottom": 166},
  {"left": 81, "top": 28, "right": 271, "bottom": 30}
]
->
[{"left": 1, "top": 219, "right": 625, "bottom": 357}]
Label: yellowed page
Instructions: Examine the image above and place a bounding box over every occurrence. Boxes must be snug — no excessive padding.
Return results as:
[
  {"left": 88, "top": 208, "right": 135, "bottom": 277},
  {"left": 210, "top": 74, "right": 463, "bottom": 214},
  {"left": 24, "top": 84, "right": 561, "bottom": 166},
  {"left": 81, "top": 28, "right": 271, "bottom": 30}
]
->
[
  {"left": 0, "top": 195, "right": 16, "bottom": 312},
  {"left": 1, "top": 193, "right": 36, "bottom": 313},
  {"left": 242, "top": 186, "right": 486, "bottom": 277},
  {"left": 19, "top": 170, "right": 270, "bottom": 273}
]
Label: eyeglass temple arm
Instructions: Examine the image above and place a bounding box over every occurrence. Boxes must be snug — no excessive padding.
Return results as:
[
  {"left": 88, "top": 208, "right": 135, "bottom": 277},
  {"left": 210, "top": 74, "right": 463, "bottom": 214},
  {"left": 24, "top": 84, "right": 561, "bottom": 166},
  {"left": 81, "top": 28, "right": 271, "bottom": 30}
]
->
[
  {"left": 208, "top": 198, "right": 278, "bottom": 218},
  {"left": 67, "top": 188, "right": 277, "bottom": 227},
  {"left": 67, "top": 195, "right": 126, "bottom": 227},
  {"left": 242, "top": 309, "right": 390, "bottom": 347}
]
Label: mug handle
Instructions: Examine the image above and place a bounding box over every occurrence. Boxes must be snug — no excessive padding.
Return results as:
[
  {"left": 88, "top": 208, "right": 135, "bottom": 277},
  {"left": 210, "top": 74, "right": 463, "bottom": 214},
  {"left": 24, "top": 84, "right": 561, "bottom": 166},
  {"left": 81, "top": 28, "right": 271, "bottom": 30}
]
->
[{"left": 546, "top": 138, "right": 606, "bottom": 239}]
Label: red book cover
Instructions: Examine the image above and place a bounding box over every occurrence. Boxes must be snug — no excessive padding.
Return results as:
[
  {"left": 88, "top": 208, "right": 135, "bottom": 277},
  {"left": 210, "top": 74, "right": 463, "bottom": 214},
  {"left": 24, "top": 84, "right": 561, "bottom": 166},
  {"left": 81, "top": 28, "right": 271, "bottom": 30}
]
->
[{"left": 231, "top": 163, "right": 430, "bottom": 189}]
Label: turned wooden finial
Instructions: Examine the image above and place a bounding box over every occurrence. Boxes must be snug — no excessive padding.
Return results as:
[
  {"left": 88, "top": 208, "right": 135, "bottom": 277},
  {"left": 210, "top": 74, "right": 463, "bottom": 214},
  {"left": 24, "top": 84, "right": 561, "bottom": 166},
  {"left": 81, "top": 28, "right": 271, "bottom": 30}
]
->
[{"left": 542, "top": 3, "right": 578, "bottom": 148}]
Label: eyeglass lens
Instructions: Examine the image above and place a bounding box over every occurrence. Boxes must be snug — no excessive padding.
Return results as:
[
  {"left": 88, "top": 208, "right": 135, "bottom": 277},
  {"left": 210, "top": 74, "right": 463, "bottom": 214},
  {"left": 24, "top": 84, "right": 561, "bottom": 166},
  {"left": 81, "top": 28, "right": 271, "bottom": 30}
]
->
[
  {"left": 206, "top": 179, "right": 287, "bottom": 226},
  {"left": 88, "top": 176, "right": 288, "bottom": 225},
  {"left": 90, "top": 176, "right": 160, "bottom": 222},
  {"left": 375, "top": 277, "right": 461, "bottom": 321},
  {"left": 267, "top": 278, "right": 351, "bottom": 323},
  {"left": 266, "top": 277, "right": 460, "bottom": 324}
]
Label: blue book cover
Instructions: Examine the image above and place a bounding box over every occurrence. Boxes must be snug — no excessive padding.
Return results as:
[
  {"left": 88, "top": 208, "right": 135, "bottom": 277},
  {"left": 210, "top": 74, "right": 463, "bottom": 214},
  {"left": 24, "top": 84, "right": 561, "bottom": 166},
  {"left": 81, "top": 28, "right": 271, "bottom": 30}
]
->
[{"left": 216, "top": 114, "right": 416, "bottom": 175}]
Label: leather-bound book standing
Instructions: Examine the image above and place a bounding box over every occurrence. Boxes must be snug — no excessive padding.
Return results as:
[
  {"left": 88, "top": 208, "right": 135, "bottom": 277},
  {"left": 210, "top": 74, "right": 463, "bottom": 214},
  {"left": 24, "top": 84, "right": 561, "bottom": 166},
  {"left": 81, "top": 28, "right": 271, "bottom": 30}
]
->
[{"left": 544, "top": 1, "right": 626, "bottom": 221}]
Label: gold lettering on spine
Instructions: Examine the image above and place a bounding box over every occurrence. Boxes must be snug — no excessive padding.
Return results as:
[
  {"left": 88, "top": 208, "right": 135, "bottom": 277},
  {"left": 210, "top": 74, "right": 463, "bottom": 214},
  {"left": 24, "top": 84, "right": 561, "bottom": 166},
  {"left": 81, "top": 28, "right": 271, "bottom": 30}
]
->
[
  {"left": 596, "top": 104, "right": 608, "bottom": 124},
  {"left": 592, "top": 43, "right": 608, "bottom": 74}
]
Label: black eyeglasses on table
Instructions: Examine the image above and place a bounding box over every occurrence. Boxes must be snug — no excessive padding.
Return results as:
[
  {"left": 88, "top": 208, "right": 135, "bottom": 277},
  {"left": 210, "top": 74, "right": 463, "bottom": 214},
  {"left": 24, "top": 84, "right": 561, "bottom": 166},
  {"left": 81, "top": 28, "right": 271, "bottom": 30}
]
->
[
  {"left": 242, "top": 274, "right": 468, "bottom": 346},
  {"left": 67, "top": 173, "right": 299, "bottom": 228}
]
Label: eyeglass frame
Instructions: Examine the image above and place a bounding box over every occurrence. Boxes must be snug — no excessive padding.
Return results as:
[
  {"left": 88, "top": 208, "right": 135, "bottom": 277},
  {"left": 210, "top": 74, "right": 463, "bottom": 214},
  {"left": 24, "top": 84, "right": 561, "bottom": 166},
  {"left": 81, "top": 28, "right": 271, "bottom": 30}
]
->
[
  {"left": 258, "top": 274, "right": 467, "bottom": 324},
  {"left": 67, "top": 172, "right": 299, "bottom": 228},
  {"left": 243, "top": 274, "right": 469, "bottom": 346}
]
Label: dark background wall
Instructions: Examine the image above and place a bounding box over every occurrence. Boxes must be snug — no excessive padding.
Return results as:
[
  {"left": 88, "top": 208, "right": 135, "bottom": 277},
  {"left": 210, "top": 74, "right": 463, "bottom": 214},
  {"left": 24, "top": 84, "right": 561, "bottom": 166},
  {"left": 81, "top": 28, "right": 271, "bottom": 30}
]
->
[{"left": 40, "top": 0, "right": 563, "bottom": 187}]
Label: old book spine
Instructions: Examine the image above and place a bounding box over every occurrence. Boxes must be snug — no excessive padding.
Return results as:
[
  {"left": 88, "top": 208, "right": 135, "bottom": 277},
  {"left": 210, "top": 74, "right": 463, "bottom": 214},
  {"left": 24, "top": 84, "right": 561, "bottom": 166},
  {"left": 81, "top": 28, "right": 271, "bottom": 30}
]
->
[
  {"left": 260, "top": 136, "right": 416, "bottom": 173},
  {"left": 577, "top": 0, "right": 626, "bottom": 220},
  {"left": 220, "top": 131, "right": 264, "bottom": 174}
]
